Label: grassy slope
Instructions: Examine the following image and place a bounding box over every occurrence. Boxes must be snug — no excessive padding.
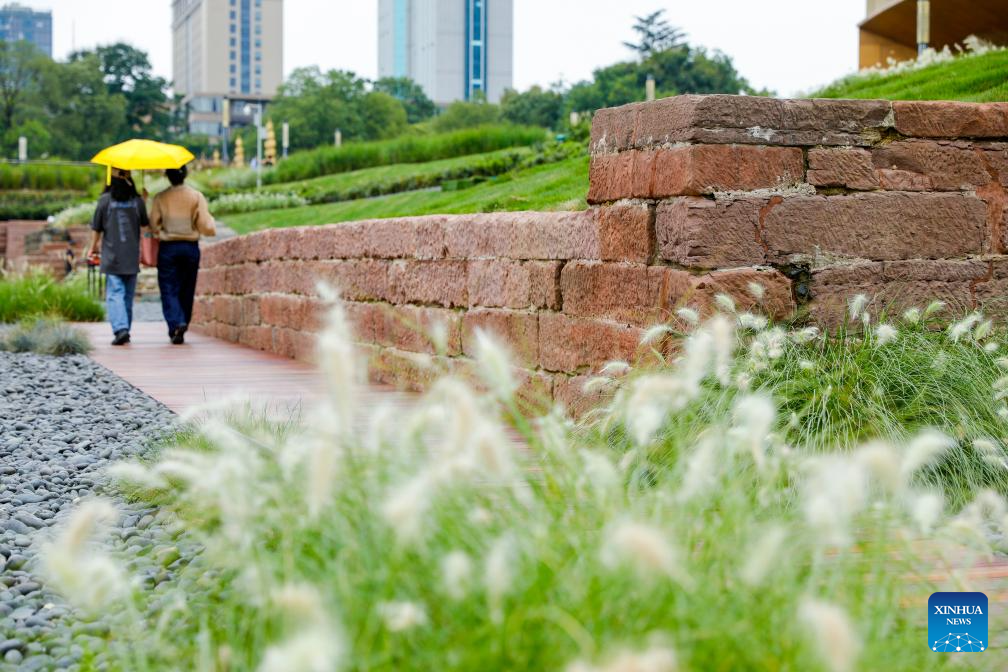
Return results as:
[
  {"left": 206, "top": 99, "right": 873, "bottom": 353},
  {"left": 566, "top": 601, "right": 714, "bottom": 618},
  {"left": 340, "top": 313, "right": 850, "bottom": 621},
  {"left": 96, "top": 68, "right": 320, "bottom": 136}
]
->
[
  {"left": 223, "top": 156, "right": 588, "bottom": 234},
  {"left": 812, "top": 49, "right": 1008, "bottom": 101},
  {"left": 256, "top": 147, "right": 531, "bottom": 198}
]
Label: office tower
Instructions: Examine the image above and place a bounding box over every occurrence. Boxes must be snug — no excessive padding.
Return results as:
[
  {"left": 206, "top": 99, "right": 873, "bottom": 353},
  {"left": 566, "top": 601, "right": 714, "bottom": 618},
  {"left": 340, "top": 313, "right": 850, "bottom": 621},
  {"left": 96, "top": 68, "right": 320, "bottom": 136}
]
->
[
  {"left": 0, "top": 3, "right": 52, "bottom": 57},
  {"left": 378, "top": 0, "right": 514, "bottom": 106},
  {"left": 172, "top": 0, "right": 283, "bottom": 136}
]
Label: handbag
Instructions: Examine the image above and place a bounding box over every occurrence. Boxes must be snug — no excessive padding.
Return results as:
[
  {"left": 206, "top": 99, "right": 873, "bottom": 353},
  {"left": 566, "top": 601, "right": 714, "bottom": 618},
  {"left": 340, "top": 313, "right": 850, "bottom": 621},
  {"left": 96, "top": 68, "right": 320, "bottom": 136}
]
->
[{"left": 140, "top": 230, "right": 159, "bottom": 267}]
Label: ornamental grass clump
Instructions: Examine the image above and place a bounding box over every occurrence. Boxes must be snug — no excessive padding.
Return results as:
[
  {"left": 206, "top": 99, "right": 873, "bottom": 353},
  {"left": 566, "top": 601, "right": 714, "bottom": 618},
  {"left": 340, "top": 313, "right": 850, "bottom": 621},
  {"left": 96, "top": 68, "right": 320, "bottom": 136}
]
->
[
  {"left": 43, "top": 291, "right": 1008, "bottom": 670},
  {"left": 1, "top": 317, "right": 92, "bottom": 355}
]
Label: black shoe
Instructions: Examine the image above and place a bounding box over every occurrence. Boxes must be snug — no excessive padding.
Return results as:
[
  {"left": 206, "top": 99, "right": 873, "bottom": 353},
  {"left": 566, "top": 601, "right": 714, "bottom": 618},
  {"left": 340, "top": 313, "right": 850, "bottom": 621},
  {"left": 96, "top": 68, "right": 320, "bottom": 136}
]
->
[
  {"left": 171, "top": 323, "right": 188, "bottom": 345},
  {"left": 111, "top": 330, "right": 130, "bottom": 346}
]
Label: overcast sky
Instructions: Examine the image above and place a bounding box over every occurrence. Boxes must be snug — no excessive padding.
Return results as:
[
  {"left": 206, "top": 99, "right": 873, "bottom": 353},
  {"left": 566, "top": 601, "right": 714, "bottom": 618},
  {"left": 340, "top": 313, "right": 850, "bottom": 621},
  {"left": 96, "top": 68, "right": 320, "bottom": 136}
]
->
[{"left": 26, "top": 0, "right": 865, "bottom": 97}]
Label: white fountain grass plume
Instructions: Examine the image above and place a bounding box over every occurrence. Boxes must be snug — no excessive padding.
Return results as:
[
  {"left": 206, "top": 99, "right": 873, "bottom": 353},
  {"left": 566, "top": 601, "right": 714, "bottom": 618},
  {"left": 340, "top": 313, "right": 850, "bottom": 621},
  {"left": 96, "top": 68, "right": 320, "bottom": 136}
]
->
[
  {"left": 567, "top": 642, "right": 679, "bottom": 672},
  {"left": 803, "top": 455, "right": 868, "bottom": 547},
  {"left": 799, "top": 598, "right": 861, "bottom": 672},
  {"left": 623, "top": 315, "right": 734, "bottom": 446},
  {"left": 948, "top": 312, "right": 983, "bottom": 343},
  {"left": 873, "top": 323, "right": 898, "bottom": 347},
  {"left": 675, "top": 307, "right": 699, "bottom": 327},
  {"left": 731, "top": 394, "right": 776, "bottom": 474},
  {"left": 40, "top": 499, "right": 132, "bottom": 613},
  {"left": 472, "top": 328, "right": 518, "bottom": 401},
  {"left": 257, "top": 627, "right": 343, "bottom": 672},
  {"left": 315, "top": 284, "right": 357, "bottom": 435},
  {"left": 640, "top": 324, "right": 674, "bottom": 347},
  {"left": 601, "top": 519, "right": 693, "bottom": 589},
  {"left": 675, "top": 435, "right": 719, "bottom": 503},
  {"left": 379, "top": 601, "right": 429, "bottom": 632},
  {"left": 105, "top": 461, "right": 166, "bottom": 491},
  {"left": 441, "top": 550, "right": 474, "bottom": 601},
  {"left": 848, "top": 294, "right": 868, "bottom": 322},
  {"left": 739, "top": 525, "right": 788, "bottom": 587}
]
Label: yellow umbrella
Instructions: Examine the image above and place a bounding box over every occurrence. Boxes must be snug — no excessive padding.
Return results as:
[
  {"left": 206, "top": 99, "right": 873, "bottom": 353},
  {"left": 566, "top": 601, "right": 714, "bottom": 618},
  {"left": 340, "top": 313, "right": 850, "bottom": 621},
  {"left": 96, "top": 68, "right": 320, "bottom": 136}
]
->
[{"left": 91, "top": 139, "right": 195, "bottom": 185}]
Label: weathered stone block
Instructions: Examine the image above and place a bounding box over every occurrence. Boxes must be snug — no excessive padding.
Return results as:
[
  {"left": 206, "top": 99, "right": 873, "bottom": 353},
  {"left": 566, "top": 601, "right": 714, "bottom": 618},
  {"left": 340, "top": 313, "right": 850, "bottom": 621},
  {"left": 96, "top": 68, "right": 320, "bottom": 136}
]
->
[
  {"left": 893, "top": 101, "right": 1008, "bottom": 139},
  {"left": 538, "top": 313, "right": 642, "bottom": 373},
  {"left": 657, "top": 197, "right": 766, "bottom": 268},
  {"left": 462, "top": 308, "right": 539, "bottom": 368},
  {"left": 807, "top": 147, "right": 880, "bottom": 190}
]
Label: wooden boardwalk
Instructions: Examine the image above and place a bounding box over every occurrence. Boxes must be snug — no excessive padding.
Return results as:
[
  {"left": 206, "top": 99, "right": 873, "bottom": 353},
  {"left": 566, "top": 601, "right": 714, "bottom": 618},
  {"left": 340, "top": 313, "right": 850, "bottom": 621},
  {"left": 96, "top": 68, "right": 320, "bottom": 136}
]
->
[{"left": 76, "top": 321, "right": 401, "bottom": 417}]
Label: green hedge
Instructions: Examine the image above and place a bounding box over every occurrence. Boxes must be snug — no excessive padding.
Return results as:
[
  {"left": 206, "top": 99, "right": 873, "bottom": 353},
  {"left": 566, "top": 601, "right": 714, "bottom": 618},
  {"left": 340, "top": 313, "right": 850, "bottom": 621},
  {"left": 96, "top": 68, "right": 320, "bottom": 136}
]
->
[
  {"left": 0, "top": 271, "right": 104, "bottom": 323},
  {"left": 0, "top": 190, "right": 87, "bottom": 220},
  {"left": 265, "top": 125, "right": 548, "bottom": 185},
  {"left": 0, "top": 162, "right": 103, "bottom": 191}
]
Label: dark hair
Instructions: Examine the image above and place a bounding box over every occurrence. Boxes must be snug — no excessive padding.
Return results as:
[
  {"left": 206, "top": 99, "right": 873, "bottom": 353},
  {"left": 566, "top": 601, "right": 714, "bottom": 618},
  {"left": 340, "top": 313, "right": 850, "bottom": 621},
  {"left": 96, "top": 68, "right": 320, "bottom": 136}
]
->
[
  {"left": 165, "top": 164, "right": 188, "bottom": 186},
  {"left": 109, "top": 175, "right": 139, "bottom": 202}
]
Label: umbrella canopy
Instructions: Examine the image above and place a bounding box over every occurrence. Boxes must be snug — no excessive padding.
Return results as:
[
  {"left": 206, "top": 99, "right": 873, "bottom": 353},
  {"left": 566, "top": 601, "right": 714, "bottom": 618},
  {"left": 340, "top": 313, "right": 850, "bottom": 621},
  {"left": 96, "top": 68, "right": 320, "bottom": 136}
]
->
[{"left": 91, "top": 139, "right": 195, "bottom": 183}]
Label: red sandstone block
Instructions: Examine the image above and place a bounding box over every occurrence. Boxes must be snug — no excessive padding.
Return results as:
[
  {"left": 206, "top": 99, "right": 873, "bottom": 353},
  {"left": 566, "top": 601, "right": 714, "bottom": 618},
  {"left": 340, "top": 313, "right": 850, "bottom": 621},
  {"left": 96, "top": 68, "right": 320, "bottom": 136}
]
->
[
  {"left": 592, "top": 95, "right": 892, "bottom": 152},
  {"left": 240, "top": 296, "right": 261, "bottom": 325},
  {"left": 466, "top": 259, "right": 561, "bottom": 310},
  {"left": 872, "top": 140, "right": 991, "bottom": 190},
  {"left": 225, "top": 263, "right": 263, "bottom": 295},
  {"left": 528, "top": 261, "right": 562, "bottom": 309},
  {"left": 343, "top": 301, "right": 388, "bottom": 343},
  {"left": 237, "top": 325, "right": 274, "bottom": 352},
  {"left": 560, "top": 261, "right": 691, "bottom": 326},
  {"left": 195, "top": 267, "right": 225, "bottom": 295},
  {"left": 656, "top": 197, "right": 766, "bottom": 269},
  {"left": 981, "top": 144, "right": 1008, "bottom": 187},
  {"left": 809, "top": 259, "right": 984, "bottom": 329},
  {"left": 893, "top": 101, "right": 1008, "bottom": 139},
  {"left": 388, "top": 260, "right": 467, "bottom": 307},
  {"left": 462, "top": 308, "right": 539, "bottom": 368},
  {"left": 199, "top": 243, "right": 224, "bottom": 269},
  {"left": 308, "top": 259, "right": 391, "bottom": 301},
  {"left": 191, "top": 298, "right": 211, "bottom": 324},
  {"left": 467, "top": 259, "right": 534, "bottom": 308},
  {"left": 595, "top": 203, "right": 653, "bottom": 263},
  {"left": 298, "top": 217, "right": 448, "bottom": 261},
  {"left": 538, "top": 312, "right": 642, "bottom": 373},
  {"left": 877, "top": 169, "right": 931, "bottom": 191},
  {"left": 807, "top": 147, "right": 879, "bottom": 190},
  {"left": 259, "top": 294, "right": 323, "bottom": 331},
  {"left": 687, "top": 267, "right": 795, "bottom": 320},
  {"left": 763, "top": 192, "right": 987, "bottom": 262},
  {"left": 444, "top": 211, "right": 599, "bottom": 260},
  {"left": 382, "top": 304, "right": 463, "bottom": 356},
  {"left": 369, "top": 346, "right": 447, "bottom": 392},
  {"left": 272, "top": 327, "right": 317, "bottom": 363},
  {"left": 589, "top": 145, "right": 804, "bottom": 202},
  {"left": 212, "top": 295, "right": 243, "bottom": 326}
]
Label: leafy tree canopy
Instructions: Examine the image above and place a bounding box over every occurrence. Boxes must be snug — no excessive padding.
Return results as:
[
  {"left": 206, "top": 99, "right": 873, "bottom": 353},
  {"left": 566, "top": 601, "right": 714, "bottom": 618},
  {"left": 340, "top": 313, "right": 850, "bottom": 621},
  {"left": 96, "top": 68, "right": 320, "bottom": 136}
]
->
[{"left": 373, "top": 77, "right": 436, "bottom": 124}]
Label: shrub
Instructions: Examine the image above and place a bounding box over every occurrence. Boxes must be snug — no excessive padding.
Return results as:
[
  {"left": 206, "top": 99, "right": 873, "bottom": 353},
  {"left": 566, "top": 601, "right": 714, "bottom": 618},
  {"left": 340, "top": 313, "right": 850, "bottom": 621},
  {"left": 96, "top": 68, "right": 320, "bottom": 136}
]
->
[
  {"left": 266, "top": 125, "right": 547, "bottom": 185},
  {"left": 52, "top": 202, "right": 97, "bottom": 228},
  {"left": 1, "top": 318, "right": 91, "bottom": 355},
  {"left": 0, "top": 270, "right": 104, "bottom": 323},
  {"left": 0, "top": 189, "right": 86, "bottom": 220},
  {"left": 0, "top": 162, "right": 102, "bottom": 191},
  {"left": 209, "top": 192, "right": 308, "bottom": 216},
  {"left": 44, "top": 297, "right": 1008, "bottom": 671}
]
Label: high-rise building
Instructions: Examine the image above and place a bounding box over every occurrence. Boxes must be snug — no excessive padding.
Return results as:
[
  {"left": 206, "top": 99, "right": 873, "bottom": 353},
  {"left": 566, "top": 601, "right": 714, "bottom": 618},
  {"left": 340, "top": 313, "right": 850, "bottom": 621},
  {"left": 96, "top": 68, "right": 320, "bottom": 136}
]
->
[
  {"left": 0, "top": 3, "right": 52, "bottom": 57},
  {"left": 172, "top": 0, "right": 283, "bottom": 137},
  {"left": 378, "top": 0, "right": 513, "bottom": 106}
]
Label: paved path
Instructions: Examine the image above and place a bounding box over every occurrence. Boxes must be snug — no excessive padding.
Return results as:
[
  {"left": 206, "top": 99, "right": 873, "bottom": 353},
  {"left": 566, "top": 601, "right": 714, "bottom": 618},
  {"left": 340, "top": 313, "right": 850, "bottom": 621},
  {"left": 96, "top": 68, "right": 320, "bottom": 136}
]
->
[{"left": 76, "top": 321, "right": 401, "bottom": 417}]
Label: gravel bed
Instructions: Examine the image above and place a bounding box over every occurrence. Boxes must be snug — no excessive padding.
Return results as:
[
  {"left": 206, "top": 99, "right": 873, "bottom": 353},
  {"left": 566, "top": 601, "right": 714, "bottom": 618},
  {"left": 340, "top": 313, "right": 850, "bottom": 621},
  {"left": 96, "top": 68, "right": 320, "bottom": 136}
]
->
[{"left": 0, "top": 352, "right": 177, "bottom": 671}]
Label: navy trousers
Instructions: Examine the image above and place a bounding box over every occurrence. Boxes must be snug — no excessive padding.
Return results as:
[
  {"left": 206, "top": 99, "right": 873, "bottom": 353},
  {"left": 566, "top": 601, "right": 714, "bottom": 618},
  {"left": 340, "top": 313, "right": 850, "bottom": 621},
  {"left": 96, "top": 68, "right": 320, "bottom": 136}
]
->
[{"left": 157, "top": 241, "right": 201, "bottom": 335}]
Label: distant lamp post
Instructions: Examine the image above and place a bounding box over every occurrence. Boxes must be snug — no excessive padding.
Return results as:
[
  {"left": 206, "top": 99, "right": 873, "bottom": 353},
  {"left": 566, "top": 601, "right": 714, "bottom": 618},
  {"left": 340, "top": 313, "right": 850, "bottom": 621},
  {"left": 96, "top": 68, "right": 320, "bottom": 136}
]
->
[
  {"left": 916, "top": 0, "right": 931, "bottom": 55},
  {"left": 222, "top": 98, "right": 231, "bottom": 164},
  {"left": 244, "top": 102, "right": 264, "bottom": 190},
  {"left": 645, "top": 74, "right": 656, "bottom": 102},
  {"left": 17, "top": 136, "right": 27, "bottom": 162},
  {"left": 334, "top": 128, "right": 342, "bottom": 147},
  {"left": 282, "top": 121, "right": 290, "bottom": 159}
]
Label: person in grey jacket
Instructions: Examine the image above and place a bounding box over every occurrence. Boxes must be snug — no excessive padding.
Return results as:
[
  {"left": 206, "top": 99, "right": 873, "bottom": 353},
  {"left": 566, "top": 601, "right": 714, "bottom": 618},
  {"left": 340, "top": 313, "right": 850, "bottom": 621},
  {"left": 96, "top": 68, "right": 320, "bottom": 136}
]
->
[{"left": 87, "top": 168, "right": 148, "bottom": 346}]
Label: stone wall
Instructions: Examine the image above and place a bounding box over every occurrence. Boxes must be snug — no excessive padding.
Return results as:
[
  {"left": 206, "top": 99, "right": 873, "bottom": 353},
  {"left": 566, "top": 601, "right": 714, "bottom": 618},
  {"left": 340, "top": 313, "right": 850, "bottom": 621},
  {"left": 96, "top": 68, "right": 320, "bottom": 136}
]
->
[{"left": 195, "top": 94, "right": 1008, "bottom": 411}]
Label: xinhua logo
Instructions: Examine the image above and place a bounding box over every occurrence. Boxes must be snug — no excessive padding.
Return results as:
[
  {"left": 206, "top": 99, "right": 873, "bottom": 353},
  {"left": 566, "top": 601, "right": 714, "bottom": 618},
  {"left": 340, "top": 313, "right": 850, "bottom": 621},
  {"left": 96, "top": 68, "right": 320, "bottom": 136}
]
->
[{"left": 929, "top": 592, "right": 988, "bottom": 653}]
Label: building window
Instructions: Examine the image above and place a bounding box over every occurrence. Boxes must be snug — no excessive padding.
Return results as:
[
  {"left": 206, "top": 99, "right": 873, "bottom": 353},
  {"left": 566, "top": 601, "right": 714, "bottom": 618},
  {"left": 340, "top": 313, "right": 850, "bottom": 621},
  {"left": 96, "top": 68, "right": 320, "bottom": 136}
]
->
[
  {"left": 255, "top": 79, "right": 261, "bottom": 90},
  {"left": 230, "top": 78, "right": 237, "bottom": 88},
  {"left": 464, "top": 0, "right": 488, "bottom": 100},
  {"left": 230, "top": 64, "right": 236, "bottom": 73},
  {"left": 230, "top": 10, "right": 235, "bottom": 19},
  {"left": 230, "top": 23, "right": 235, "bottom": 33},
  {"left": 230, "top": 37, "right": 236, "bottom": 47},
  {"left": 255, "top": 39, "right": 261, "bottom": 48},
  {"left": 255, "top": 51, "right": 261, "bottom": 61},
  {"left": 255, "top": 25, "right": 261, "bottom": 35}
]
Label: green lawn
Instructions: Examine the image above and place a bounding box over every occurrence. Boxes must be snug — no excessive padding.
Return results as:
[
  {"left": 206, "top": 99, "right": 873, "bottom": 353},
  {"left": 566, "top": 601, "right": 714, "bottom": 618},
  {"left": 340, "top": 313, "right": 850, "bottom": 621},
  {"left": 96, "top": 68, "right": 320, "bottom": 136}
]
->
[
  {"left": 223, "top": 156, "right": 588, "bottom": 234},
  {"left": 813, "top": 48, "right": 1008, "bottom": 101}
]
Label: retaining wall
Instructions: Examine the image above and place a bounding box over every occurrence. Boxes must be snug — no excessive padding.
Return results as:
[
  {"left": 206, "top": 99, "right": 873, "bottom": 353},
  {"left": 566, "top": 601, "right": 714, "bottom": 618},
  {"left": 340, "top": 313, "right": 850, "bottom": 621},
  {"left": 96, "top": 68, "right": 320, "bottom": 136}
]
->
[{"left": 195, "top": 94, "right": 1008, "bottom": 411}]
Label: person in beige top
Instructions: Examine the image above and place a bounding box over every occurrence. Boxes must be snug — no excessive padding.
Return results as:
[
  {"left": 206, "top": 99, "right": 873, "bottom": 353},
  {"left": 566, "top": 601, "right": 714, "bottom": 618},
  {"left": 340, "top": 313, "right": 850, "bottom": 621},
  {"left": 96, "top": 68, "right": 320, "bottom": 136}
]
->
[{"left": 149, "top": 164, "right": 216, "bottom": 344}]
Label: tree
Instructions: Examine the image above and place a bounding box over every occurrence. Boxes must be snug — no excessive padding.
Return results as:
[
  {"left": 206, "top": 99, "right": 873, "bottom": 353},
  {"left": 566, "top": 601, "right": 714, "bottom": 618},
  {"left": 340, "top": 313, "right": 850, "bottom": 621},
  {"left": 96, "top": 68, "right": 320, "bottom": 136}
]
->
[
  {"left": 432, "top": 100, "right": 501, "bottom": 132},
  {"left": 500, "top": 85, "right": 565, "bottom": 129},
  {"left": 0, "top": 40, "right": 45, "bottom": 134},
  {"left": 373, "top": 77, "right": 436, "bottom": 124},
  {"left": 267, "top": 67, "right": 410, "bottom": 151},
  {"left": 77, "top": 43, "right": 171, "bottom": 138},
  {"left": 623, "top": 10, "right": 687, "bottom": 57},
  {"left": 40, "top": 53, "right": 127, "bottom": 159}
]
